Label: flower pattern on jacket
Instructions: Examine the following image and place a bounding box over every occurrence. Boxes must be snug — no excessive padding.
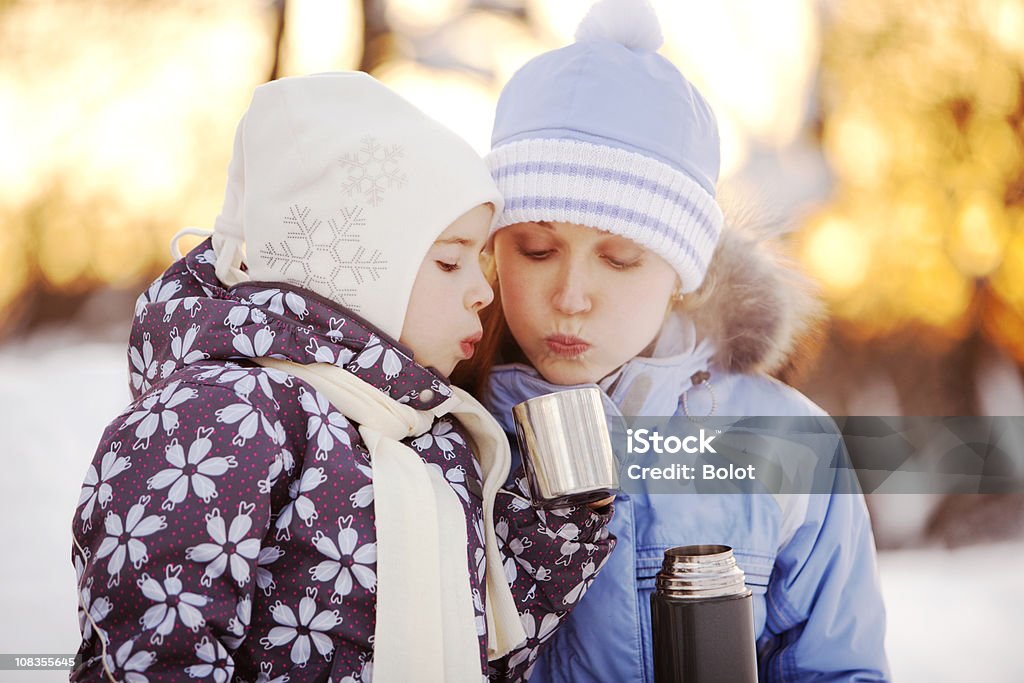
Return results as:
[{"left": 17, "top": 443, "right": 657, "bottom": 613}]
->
[
  {"left": 71, "top": 239, "right": 615, "bottom": 682},
  {"left": 309, "top": 516, "right": 377, "bottom": 605},
  {"left": 185, "top": 635, "right": 235, "bottom": 682},
  {"left": 77, "top": 441, "right": 132, "bottom": 532},
  {"left": 94, "top": 495, "right": 167, "bottom": 587},
  {"left": 412, "top": 418, "right": 465, "bottom": 460},
  {"left": 185, "top": 503, "right": 263, "bottom": 587},
  {"left": 147, "top": 427, "right": 238, "bottom": 510},
  {"left": 121, "top": 380, "right": 198, "bottom": 450},
  {"left": 102, "top": 638, "right": 157, "bottom": 683},
  {"left": 260, "top": 587, "right": 342, "bottom": 668},
  {"left": 137, "top": 564, "right": 211, "bottom": 645}
]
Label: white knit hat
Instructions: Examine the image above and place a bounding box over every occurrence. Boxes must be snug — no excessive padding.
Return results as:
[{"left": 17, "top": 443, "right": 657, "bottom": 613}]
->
[
  {"left": 486, "top": 0, "right": 722, "bottom": 292},
  {"left": 212, "top": 73, "right": 503, "bottom": 339}
]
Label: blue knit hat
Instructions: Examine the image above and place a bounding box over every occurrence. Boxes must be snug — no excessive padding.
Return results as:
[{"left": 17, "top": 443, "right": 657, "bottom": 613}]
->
[{"left": 486, "top": 0, "right": 723, "bottom": 292}]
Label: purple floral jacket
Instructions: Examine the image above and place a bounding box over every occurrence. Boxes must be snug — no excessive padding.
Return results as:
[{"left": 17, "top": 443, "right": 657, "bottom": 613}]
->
[{"left": 72, "top": 240, "right": 614, "bottom": 682}]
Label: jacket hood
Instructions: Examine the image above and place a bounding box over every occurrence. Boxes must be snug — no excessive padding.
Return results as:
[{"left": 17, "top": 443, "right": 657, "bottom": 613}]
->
[
  {"left": 681, "top": 211, "right": 825, "bottom": 377},
  {"left": 127, "top": 238, "right": 454, "bottom": 411}
]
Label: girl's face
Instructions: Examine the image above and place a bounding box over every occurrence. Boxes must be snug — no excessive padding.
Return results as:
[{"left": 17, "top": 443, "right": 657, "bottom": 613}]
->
[
  {"left": 400, "top": 204, "right": 495, "bottom": 377},
  {"left": 493, "top": 221, "right": 678, "bottom": 385}
]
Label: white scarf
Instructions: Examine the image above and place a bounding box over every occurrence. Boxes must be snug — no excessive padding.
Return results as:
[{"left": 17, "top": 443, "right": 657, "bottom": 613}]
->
[{"left": 255, "top": 358, "right": 527, "bottom": 681}]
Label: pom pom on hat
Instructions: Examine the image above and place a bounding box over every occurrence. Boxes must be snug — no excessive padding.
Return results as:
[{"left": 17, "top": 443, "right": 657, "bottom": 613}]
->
[{"left": 575, "top": 0, "right": 664, "bottom": 51}]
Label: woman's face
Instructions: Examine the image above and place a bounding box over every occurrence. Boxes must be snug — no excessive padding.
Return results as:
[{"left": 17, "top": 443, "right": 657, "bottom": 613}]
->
[{"left": 493, "top": 221, "right": 678, "bottom": 385}]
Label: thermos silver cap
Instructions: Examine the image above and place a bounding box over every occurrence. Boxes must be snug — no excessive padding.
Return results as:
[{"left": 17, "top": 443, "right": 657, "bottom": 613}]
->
[{"left": 655, "top": 545, "right": 751, "bottom": 599}]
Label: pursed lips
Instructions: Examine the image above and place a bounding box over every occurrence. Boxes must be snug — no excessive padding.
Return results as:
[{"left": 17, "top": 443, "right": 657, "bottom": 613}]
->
[
  {"left": 544, "top": 333, "right": 591, "bottom": 358},
  {"left": 460, "top": 331, "right": 482, "bottom": 358}
]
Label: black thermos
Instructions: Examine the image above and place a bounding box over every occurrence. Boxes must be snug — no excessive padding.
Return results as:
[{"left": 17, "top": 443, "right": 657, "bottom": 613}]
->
[{"left": 650, "top": 545, "right": 758, "bottom": 683}]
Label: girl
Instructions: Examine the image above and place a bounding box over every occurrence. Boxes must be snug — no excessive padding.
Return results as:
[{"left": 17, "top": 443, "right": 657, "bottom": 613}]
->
[
  {"left": 71, "top": 73, "right": 613, "bottom": 683},
  {"left": 459, "top": 0, "right": 890, "bottom": 680}
]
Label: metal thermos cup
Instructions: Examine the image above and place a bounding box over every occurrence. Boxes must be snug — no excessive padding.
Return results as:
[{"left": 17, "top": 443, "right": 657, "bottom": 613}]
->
[
  {"left": 511, "top": 387, "right": 618, "bottom": 508},
  {"left": 650, "top": 545, "right": 758, "bottom": 683}
]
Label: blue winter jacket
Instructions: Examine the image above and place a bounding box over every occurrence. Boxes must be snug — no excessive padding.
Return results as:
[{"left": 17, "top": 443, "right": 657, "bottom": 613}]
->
[{"left": 484, "top": 227, "right": 890, "bottom": 681}]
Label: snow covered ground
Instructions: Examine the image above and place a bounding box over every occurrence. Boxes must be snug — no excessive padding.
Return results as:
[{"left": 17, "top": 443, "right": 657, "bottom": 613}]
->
[{"left": 1, "top": 334, "right": 1022, "bottom": 682}]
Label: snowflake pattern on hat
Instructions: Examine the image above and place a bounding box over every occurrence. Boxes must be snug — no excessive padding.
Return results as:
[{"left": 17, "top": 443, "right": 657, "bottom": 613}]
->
[
  {"left": 259, "top": 204, "right": 388, "bottom": 312},
  {"left": 339, "top": 136, "right": 407, "bottom": 207}
]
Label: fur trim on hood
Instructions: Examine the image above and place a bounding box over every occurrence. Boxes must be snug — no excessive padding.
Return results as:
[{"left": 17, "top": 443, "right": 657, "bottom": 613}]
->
[{"left": 683, "top": 211, "right": 826, "bottom": 377}]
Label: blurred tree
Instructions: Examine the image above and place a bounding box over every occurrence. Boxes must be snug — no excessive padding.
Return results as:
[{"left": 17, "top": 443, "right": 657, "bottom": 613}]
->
[
  {"left": 803, "top": 0, "right": 1024, "bottom": 368},
  {"left": 0, "top": 1, "right": 283, "bottom": 337}
]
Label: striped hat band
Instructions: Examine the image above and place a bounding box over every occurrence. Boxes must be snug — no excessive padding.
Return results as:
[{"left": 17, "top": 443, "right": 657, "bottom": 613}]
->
[{"left": 485, "top": 138, "right": 723, "bottom": 293}]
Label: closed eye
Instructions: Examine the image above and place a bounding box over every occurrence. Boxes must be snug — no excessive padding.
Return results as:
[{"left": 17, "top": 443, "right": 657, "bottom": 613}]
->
[
  {"left": 436, "top": 260, "right": 460, "bottom": 272},
  {"left": 517, "top": 247, "right": 554, "bottom": 260},
  {"left": 602, "top": 254, "right": 642, "bottom": 270}
]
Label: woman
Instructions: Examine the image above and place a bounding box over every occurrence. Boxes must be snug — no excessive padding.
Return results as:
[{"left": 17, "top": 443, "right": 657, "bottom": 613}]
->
[{"left": 457, "top": 0, "right": 890, "bottom": 680}]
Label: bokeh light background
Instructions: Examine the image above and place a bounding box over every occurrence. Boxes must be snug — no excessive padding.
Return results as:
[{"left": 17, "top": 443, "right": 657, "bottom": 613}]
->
[
  {"left": 4, "top": 0, "right": 1024, "bottom": 374},
  {"left": 1, "top": 0, "right": 1023, "bottom": 680}
]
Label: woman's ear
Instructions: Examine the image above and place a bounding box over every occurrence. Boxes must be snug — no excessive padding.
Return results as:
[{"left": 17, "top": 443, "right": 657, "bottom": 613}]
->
[
  {"left": 671, "top": 277, "right": 684, "bottom": 302},
  {"left": 665, "top": 277, "right": 685, "bottom": 316},
  {"left": 480, "top": 248, "right": 498, "bottom": 284}
]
